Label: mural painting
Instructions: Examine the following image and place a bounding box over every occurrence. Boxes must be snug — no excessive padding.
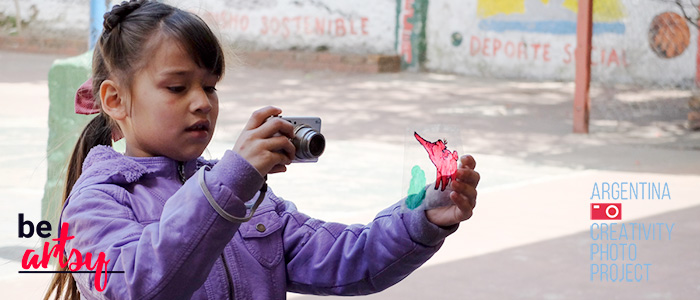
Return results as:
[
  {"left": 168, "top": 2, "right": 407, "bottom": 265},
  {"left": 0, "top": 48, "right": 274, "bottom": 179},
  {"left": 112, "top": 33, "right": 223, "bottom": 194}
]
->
[{"left": 428, "top": 0, "right": 697, "bottom": 86}]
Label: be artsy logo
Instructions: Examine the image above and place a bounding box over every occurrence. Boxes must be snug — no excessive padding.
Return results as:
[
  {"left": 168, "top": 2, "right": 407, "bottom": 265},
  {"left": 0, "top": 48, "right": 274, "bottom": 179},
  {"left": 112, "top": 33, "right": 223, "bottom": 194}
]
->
[{"left": 17, "top": 214, "right": 122, "bottom": 291}]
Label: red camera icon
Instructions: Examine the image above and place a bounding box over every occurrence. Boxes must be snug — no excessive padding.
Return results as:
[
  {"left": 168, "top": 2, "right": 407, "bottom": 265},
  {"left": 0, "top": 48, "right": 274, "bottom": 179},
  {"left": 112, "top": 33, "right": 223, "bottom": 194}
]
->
[{"left": 591, "top": 203, "right": 622, "bottom": 220}]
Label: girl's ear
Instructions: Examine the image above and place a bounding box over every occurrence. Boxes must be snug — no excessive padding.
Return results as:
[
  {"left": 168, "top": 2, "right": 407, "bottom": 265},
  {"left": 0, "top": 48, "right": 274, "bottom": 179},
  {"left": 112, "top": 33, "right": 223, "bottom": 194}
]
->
[{"left": 100, "top": 79, "right": 127, "bottom": 120}]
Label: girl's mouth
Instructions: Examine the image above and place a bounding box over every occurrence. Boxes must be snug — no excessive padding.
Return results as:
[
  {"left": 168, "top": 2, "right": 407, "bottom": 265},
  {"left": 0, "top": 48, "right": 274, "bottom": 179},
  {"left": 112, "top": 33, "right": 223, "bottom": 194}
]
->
[
  {"left": 185, "top": 121, "right": 211, "bottom": 140},
  {"left": 185, "top": 120, "right": 211, "bottom": 132}
]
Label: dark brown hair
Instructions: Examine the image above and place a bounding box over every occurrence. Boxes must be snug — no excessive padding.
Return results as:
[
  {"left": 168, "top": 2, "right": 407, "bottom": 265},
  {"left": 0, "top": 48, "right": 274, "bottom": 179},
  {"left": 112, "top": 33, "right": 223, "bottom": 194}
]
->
[{"left": 44, "top": 1, "right": 224, "bottom": 299}]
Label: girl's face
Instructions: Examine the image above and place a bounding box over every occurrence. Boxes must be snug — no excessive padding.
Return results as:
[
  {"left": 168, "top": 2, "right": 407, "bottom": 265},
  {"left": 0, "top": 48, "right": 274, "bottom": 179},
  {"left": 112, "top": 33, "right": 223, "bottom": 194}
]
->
[{"left": 122, "top": 36, "right": 220, "bottom": 161}]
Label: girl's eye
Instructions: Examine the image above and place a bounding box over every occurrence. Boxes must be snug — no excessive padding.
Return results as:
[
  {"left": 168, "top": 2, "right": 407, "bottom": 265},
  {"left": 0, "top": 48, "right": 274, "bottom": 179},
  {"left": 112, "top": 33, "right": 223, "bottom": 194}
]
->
[
  {"left": 167, "top": 86, "right": 186, "bottom": 93},
  {"left": 204, "top": 86, "right": 217, "bottom": 93}
]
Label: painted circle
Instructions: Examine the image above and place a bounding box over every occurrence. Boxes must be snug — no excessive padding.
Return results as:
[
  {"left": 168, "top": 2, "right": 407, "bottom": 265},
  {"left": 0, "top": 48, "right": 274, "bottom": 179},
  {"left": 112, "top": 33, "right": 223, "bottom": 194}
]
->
[
  {"left": 648, "top": 12, "right": 690, "bottom": 59},
  {"left": 605, "top": 205, "right": 619, "bottom": 219},
  {"left": 451, "top": 32, "right": 463, "bottom": 47}
]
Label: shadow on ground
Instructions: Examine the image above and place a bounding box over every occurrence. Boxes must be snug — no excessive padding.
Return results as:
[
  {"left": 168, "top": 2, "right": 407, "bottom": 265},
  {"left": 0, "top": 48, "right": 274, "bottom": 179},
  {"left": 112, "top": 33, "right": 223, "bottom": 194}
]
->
[
  {"left": 215, "top": 68, "right": 700, "bottom": 175},
  {"left": 293, "top": 204, "right": 700, "bottom": 299}
]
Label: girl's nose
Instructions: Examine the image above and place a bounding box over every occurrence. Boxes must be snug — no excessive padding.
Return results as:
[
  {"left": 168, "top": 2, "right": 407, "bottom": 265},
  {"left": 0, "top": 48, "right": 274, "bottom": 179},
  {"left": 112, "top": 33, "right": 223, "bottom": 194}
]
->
[{"left": 191, "top": 88, "right": 213, "bottom": 114}]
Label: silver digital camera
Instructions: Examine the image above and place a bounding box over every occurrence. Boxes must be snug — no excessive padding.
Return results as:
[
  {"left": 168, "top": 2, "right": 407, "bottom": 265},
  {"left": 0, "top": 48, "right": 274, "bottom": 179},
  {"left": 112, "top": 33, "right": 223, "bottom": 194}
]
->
[{"left": 278, "top": 116, "right": 325, "bottom": 163}]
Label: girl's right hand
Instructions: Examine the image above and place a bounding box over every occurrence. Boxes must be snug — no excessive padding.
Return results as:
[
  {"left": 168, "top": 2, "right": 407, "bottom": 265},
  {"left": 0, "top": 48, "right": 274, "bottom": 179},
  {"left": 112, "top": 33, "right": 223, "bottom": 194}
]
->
[{"left": 233, "top": 106, "right": 296, "bottom": 176}]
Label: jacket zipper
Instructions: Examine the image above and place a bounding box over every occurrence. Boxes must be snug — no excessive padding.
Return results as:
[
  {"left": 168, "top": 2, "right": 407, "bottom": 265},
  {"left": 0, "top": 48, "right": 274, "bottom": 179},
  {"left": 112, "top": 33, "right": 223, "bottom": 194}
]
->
[
  {"left": 180, "top": 162, "right": 234, "bottom": 298},
  {"left": 221, "top": 253, "right": 235, "bottom": 299},
  {"left": 177, "top": 162, "right": 186, "bottom": 184}
]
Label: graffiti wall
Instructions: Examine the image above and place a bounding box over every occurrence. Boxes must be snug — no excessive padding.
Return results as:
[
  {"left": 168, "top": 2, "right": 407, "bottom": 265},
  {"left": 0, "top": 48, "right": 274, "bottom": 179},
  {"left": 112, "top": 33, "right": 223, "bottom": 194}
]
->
[
  {"left": 3, "top": 0, "right": 697, "bottom": 86},
  {"left": 426, "top": 0, "right": 698, "bottom": 87},
  {"left": 0, "top": 1, "right": 397, "bottom": 55},
  {"left": 170, "top": 0, "right": 398, "bottom": 54},
  {"left": 0, "top": 0, "right": 89, "bottom": 37}
]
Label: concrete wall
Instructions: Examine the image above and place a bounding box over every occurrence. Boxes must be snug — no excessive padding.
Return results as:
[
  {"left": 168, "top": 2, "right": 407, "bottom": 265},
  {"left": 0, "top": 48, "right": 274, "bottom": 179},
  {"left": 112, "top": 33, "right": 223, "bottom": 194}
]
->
[
  {"left": 0, "top": 0, "right": 399, "bottom": 55},
  {"left": 2, "top": 0, "right": 698, "bottom": 86},
  {"left": 425, "top": 0, "right": 698, "bottom": 87},
  {"left": 171, "top": 0, "right": 398, "bottom": 54},
  {"left": 0, "top": 0, "right": 89, "bottom": 37}
]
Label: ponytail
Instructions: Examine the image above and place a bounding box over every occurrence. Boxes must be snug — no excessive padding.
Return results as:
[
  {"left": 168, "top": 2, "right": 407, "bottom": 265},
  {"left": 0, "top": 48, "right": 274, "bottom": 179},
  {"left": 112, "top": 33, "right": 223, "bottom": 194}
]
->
[
  {"left": 64, "top": 114, "right": 113, "bottom": 199},
  {"left": 44, "top": 113, "right": 113, "bottom": 300}
]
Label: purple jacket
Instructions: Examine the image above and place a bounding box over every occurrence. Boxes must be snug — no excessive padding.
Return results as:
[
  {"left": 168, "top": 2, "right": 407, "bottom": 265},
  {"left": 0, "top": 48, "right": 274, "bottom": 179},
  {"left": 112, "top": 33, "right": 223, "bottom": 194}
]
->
[{"left": 61, "top": 145, "right": 457, "bottom": 299}]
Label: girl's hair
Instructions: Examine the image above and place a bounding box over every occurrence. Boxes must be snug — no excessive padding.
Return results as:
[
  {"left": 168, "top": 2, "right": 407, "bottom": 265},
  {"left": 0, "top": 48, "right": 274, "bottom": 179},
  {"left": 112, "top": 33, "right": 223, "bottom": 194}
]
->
[{"left": 44, "top": 1, "right": 224, "bottom": 299}]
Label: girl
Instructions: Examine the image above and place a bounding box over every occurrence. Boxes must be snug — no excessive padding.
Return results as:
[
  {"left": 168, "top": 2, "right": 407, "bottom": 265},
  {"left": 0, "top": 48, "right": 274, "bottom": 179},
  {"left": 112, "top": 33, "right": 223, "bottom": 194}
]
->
[{"left": 46, "top": 1, "right": 480, "bottom": 299}]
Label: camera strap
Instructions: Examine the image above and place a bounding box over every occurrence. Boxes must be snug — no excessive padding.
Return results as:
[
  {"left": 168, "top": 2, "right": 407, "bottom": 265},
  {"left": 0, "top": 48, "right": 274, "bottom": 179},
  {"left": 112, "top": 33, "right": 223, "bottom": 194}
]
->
[{"left": 198, "top": 166, "right": 267, "bottom": 223}]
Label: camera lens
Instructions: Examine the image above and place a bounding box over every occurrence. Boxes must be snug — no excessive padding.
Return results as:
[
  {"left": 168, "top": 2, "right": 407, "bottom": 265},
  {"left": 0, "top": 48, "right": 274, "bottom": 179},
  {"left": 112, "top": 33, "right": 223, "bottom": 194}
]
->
[
  {"left": 307, "top": 133, "right": 325, "bottom": 157},
  {"left": 292, "top": 125, "right": 325, "bottom": 159}
]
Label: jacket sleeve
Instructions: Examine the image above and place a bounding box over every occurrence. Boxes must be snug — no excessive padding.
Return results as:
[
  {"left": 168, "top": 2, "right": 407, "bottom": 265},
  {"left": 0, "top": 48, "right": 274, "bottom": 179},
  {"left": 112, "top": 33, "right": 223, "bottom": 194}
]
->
[
  {"left": 279, "top": 191, "right": 458, "bottom": 296},
  {"left": 61, "top": 151, "right": 263, "bottom": 300}
]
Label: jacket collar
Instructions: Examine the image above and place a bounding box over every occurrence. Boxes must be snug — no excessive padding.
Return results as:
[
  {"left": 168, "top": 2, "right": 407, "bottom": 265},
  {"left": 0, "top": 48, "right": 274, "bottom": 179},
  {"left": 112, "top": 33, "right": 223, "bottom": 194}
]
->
[{"left": 80, "top": 145, "right": 210, "bottom": 185}]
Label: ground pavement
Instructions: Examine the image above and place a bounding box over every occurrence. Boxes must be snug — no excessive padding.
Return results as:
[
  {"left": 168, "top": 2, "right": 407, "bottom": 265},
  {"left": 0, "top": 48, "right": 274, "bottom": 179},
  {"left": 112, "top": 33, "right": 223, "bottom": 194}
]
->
[{"left": 1, "top": 50, "right": 699, "bottom": 299}]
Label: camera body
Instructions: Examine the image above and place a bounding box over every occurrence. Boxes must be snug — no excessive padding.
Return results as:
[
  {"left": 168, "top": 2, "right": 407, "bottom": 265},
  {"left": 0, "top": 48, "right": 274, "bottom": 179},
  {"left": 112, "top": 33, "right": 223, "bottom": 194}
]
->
[
  {"left": 278, "top": 116, "right": 325, "bottom": 163},
  {"left": 590, "top": 203, "right": 621, "bottom": 220}
]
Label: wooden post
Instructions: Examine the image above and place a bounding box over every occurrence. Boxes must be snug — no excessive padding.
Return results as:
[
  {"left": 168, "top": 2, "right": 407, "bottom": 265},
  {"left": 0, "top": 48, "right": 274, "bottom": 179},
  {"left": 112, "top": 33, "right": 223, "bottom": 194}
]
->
[
  {"left": 696, "top": 2, "right": 700, "bottom": 88},
  {"left": 12, "top": 0, "right": 21, "bottom": 34},
  {"left": 574, "top": 0, "right": 593, "bottom": 133}
]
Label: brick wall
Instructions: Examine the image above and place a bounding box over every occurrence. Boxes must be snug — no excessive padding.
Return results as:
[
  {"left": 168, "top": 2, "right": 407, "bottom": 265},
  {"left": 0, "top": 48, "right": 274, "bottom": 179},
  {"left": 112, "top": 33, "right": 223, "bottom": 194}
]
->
[
  {"left": 0, "top": 35, "right": 86, "bottom": 56},
  {"left": 0, "top": 34, "right": 400, "bottom": 73},
  {"left": 240, "top": 51, "right": 400, "bottom": 73}
]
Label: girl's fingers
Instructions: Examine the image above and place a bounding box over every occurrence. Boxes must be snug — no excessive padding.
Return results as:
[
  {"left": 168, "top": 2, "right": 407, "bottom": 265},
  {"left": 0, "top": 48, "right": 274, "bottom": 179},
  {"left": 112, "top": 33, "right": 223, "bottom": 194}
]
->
[
  {"left": 261, "top": 136, "right": 296, "bottom": 162},
  {"left": 253, "top": 117, "right": 295, "bottom": 140},
  {"left": 268, "top": 164, "right": 288, "bottom": 174},
  {"left": 451, "top": 180, "right": 477, "bottom": 206},
  {"left": 459, "top": 155, "right": 476, "bottom": 170},
  {"left": 450, "top": 191, "right": 474, "bottom": 220},
  {"left": 456, "top": 169, "right": 480, "bottom": 186},
  {"left": 258, "top": 150, "right": 292, "bottom": 175},
  {"left": 243, "top": 106, "right": 282, "bottom": 131}
]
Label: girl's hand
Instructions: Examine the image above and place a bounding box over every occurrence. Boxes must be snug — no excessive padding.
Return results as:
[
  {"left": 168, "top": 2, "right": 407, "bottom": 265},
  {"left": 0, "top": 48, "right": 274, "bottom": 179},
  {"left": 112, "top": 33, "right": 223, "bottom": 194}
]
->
[
  {"left": 233, "top": 106, "right": 296, "bottom": 176},
  {"left": 425, "top": 155, "right": 480, "bottom": 227}
]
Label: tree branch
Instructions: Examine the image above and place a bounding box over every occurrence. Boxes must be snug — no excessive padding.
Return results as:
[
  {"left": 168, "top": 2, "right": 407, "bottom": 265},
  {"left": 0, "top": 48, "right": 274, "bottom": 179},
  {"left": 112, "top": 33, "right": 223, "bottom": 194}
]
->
[{"left": 675, "top": 0, "right": 700, "bottom": 29}]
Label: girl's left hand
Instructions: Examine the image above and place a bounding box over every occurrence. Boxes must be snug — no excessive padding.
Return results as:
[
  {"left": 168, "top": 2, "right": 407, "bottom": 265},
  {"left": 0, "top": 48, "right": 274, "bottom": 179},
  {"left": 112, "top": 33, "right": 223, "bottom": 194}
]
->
[{"left": 425, "top": 155, "right": 480, "bottom": 227}]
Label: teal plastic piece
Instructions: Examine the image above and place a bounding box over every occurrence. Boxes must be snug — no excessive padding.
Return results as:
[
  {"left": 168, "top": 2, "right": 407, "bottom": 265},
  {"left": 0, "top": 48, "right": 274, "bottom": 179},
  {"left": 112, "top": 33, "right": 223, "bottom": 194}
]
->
[
  {"left": 406, "top": 165, "right": 427, "bottom": 210},
  {"left": 41, "top": 51, "right": 93, "bottom": 239}
]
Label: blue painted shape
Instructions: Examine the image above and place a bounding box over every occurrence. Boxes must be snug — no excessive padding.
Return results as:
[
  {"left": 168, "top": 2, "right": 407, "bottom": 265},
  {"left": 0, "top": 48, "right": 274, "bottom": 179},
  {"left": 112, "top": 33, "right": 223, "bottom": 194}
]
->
[
  {"left": 478, "top": 20, "right": 625, "bottom": 35},
  {"left": 90, "top": 0, "right": 108, "bottom": 49}
]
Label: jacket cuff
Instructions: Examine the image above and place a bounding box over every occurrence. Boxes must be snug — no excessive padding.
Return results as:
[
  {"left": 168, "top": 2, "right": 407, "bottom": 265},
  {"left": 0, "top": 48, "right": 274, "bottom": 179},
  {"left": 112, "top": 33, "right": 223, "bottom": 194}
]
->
[
  {"left": 401, "top": 206, "right": 459, "bottom": 247},
  {"left": 207, "top": 150, "right": 265, "bottom": 202}
]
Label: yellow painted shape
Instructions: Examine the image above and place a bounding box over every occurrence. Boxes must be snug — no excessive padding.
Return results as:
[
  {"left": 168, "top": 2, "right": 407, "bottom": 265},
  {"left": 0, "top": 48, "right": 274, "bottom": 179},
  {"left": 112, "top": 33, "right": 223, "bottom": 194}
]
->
[
  {"left": 477, "top": 0, "right": 526, "bottom": 18},
  {"left": 563, "top": 0, "right": 625, "bottom": 22},
  {"left": 477, "top": 0, "right": 624, "bottom": 22}
]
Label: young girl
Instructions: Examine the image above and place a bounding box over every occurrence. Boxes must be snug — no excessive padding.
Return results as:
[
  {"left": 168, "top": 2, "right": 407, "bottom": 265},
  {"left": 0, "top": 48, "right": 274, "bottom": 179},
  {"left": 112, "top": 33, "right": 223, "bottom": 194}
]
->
[{"left": 46, "top": 1, "right": 480, "bottom": 299}]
